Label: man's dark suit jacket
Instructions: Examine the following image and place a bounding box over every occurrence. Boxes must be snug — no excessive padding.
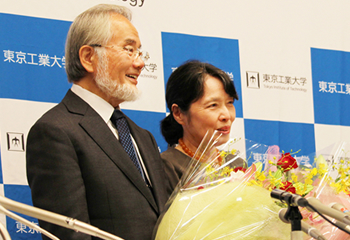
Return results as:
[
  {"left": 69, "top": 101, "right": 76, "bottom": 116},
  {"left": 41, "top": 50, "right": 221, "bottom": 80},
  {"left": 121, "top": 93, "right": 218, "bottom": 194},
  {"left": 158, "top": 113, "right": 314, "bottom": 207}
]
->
[{"left": 26, "top": 90, "right": 169, "bottom": 240}]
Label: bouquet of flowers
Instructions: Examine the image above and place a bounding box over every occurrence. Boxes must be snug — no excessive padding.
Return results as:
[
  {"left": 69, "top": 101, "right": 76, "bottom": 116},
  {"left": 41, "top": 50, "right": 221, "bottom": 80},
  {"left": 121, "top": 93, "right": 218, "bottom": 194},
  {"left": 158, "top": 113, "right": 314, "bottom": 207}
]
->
[{"left": 155, "top": 132, "right": 350, "bottom": 240}]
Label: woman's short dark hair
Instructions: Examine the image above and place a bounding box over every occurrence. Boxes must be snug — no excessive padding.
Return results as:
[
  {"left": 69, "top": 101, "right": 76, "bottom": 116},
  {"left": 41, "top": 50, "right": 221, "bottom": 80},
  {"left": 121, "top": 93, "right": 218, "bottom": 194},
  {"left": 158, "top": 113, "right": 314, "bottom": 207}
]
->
[{"left": 161, "top": 60, "right": 239, "bottom": 146}]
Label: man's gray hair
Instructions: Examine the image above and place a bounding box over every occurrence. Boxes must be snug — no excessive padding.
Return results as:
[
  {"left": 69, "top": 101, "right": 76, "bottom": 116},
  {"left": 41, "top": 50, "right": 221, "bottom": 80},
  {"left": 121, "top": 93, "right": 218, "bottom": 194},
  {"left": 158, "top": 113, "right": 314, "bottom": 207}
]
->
[{"left": 65, "top": 4, "right": 132, "bottom": 82}]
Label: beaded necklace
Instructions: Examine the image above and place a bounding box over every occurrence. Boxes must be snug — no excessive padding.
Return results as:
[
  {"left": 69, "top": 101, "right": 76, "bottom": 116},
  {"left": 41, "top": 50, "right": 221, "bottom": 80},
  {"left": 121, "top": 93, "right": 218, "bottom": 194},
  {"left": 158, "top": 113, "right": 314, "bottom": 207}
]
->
[
  {"left": 178, "top": 138, "right": 222, "bottom": 165},
  {"left": 178, "top": 138, "right": 195, "bottom": 158}
]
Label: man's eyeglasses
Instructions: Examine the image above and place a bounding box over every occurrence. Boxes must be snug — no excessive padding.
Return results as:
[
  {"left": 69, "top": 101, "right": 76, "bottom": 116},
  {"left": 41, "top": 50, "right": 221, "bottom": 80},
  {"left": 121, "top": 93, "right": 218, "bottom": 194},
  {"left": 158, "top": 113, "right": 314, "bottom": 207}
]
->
[{"left": 90, "top": 44, "right": 143, "bottom": 60}]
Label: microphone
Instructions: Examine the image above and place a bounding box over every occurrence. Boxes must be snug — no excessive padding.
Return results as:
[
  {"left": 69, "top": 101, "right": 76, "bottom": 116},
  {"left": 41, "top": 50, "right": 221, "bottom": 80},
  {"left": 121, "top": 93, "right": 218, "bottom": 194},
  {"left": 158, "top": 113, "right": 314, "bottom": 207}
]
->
[
  {"left": 307, "top": 197, "right": 350, "bottom": 225},
  {"left": 279, "top": 208, "right": 327, "bottom": 240},
  {"left": 271, "top": 189, "right": 308, "bottom": 207},
  {"left": 329, "top": 202, "right": 350, "bottom": 214},
  {"left": 0, "top": 195, "right": 123, "bottom": 240},
  {"left": 328, "top": 202, "right": 350, "bottom": 233}
]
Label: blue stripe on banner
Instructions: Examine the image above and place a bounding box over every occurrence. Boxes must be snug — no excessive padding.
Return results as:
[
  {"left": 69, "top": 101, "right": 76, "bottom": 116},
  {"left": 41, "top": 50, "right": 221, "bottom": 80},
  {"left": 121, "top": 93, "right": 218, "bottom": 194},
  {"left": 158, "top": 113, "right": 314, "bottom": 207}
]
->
[
  {"left": 244, "top": 118, "right": 315, "bottom": 157},
  {"left": 311, "top": 47, "right": 350, "bottom": 126},
  {"left": 0, "top": 13, "right": 72, "bottom": 103},
  {"left": 4, "top": 185, "right": 41, "bottom": 239},
  {"left": 161, "top": 32, "right": 243, "bottom": 118},
  {"left": 122, "top": 110, "right": 168, "bottom": 152}
]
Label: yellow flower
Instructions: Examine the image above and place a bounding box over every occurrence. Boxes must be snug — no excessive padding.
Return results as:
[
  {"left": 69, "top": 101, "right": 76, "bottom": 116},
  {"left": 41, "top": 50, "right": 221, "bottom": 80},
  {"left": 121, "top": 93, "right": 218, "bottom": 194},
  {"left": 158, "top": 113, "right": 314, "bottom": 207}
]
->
[
  {"left": 256, "top": 172, "right": 266, "bottom": 182},
  {"left": 230, "top": 149, "right": 237, "bottom": 155},
  {"left": 305, "top": 178, "right": 313, "bottom": 185},
  {"left": 249, "top": 180, "right": 259, "bottom": 186},
  {"left": 295, "top": 186, "right": 302, "bottom": 195},
  {"left": 318, "top": 163, "right": 328, "bottom": 176},
  {"left": 221, "top": 166, "right": 232, "bottom": 176},
  {"left": 341, "top": 172, "right": 347, "bottom": 180},
  {"left": 310, "top": 168, "right": 318, "bottom": 176},
  {"left": 269, "top": 177, "right": 281, "bottom": 188},
  {"left": 291, "top": 173, "right": 298, "bottom": 182},
  {"left": 295, "top": 184, "right": 306, "bottom": 196},
  {"left": 268, "top": 170, "right": 273, "bottom": 177},
  {"left": 220, "top": 151, "right": 227, "bottom": 158},
  {"left": 331, "top": 182, "right": 342, "bottom": 193}
]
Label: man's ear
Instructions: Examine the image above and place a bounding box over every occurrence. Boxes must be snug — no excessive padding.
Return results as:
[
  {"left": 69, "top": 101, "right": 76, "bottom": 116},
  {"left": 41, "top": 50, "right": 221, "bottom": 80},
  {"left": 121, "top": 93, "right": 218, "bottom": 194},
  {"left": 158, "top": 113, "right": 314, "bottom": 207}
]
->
[
  {"left": 171, "top": 103, "right": 185, "bottom": 125},
  {"left": 79, "top": 45, "right": 97, "bottom": 73}
]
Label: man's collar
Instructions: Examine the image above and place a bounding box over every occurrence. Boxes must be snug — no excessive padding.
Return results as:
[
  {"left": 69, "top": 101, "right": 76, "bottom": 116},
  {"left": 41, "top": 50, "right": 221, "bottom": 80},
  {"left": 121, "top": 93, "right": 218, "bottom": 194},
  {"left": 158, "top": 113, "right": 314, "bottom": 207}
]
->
[{"left": 71, "top": 84, "right": 115, "bottom": 123}]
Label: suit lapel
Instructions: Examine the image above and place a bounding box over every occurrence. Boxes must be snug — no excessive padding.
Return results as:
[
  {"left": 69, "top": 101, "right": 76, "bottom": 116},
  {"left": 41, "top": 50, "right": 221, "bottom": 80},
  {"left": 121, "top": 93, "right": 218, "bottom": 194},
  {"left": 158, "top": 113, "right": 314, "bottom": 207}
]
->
[
  {"left": 63, "top": 91, "right": 158, "bottom": 212},
  {"left": 126, "top": 117, "right": 167, "bottom": 213}
]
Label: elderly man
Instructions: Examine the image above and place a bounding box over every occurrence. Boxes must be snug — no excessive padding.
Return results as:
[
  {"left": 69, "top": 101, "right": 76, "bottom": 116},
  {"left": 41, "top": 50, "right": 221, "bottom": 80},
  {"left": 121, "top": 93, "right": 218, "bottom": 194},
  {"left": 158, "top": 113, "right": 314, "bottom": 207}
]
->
[{"left": 26, "top": 4, "right": 169, "bottom": 240}]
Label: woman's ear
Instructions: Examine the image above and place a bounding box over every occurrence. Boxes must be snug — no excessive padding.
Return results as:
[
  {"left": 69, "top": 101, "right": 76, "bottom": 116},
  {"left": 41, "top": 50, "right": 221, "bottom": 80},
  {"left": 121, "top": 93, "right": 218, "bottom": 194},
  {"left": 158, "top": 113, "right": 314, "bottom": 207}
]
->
[
  {"left": 171, "top": 103, "right": 185, "bottom": 125},
  {"left": 79, "top": 45, "right": 97, "bottom": 73}
]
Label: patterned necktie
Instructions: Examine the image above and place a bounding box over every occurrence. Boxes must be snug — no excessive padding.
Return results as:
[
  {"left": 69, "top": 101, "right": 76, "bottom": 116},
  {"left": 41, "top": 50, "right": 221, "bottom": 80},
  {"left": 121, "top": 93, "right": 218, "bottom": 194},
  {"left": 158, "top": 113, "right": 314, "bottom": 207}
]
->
[{"left": 111, "top": 109, "right": 146, "bottom": 181}]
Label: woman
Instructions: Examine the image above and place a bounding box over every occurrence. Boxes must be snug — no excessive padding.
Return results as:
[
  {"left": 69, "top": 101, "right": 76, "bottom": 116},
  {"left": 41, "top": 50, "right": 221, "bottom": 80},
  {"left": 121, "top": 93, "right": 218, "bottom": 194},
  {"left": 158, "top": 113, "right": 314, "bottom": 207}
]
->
[{"left": 161, "top": 60, "right": 239, "bottom": 192}]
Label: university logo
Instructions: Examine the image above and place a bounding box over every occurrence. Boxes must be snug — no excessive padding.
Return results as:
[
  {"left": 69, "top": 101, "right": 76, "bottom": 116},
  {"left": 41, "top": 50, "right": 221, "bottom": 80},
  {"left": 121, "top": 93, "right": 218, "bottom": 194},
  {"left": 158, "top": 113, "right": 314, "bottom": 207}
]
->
[
  {"left": 7, "top": 132, "right": 25, "bottom": 151},
  {"left": 246, "top": 71, "right": 260, "bottom": 89}
]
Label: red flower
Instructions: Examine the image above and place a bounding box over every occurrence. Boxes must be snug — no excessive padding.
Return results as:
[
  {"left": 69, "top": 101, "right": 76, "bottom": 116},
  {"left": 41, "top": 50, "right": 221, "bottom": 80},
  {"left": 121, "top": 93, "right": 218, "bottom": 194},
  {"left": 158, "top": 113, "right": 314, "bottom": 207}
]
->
[
  {"left": 233, "top": 167, "right": 246, "bottom": 173},
  {"left": 277, "top": 153, "right": 298, "bottom": 172},
  {"left": 278, "top": 181, "right": 296, "bottom": 194}
]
